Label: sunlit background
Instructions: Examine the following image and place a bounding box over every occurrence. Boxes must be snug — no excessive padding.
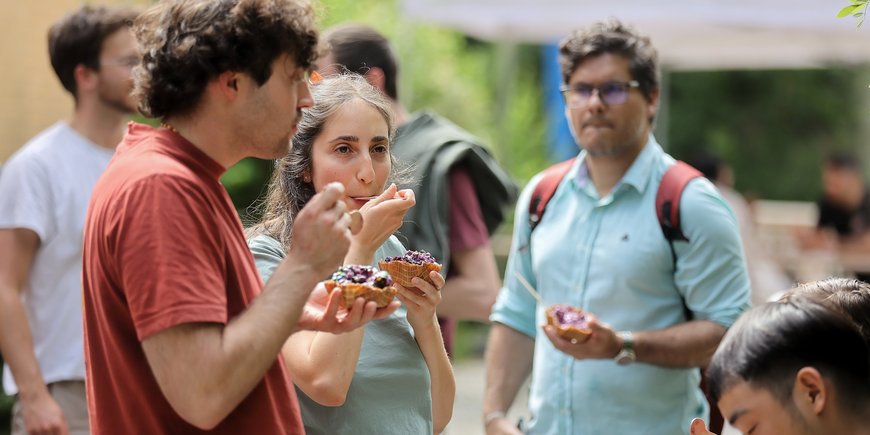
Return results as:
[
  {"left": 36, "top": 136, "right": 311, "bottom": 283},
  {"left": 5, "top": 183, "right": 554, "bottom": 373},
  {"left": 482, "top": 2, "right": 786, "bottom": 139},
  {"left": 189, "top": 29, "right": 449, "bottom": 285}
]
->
[{"left": 2, "top": 1, "right": 868, "bottom": 433}]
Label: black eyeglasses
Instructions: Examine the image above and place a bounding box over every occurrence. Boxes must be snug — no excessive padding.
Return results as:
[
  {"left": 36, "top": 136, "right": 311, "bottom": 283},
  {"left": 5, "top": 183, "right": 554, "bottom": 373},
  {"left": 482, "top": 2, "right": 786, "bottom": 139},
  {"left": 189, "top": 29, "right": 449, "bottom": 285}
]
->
[{"left": 560, "top": 80, "right": 640, "bottom": 107}]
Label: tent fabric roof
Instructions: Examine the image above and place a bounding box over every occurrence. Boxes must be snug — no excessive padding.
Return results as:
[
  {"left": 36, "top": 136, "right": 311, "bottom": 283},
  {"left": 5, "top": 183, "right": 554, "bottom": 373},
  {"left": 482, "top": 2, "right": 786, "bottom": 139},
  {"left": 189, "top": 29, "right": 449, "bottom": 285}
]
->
[{"left": 402, "top": 0, "right": 868, "bottom": 70}]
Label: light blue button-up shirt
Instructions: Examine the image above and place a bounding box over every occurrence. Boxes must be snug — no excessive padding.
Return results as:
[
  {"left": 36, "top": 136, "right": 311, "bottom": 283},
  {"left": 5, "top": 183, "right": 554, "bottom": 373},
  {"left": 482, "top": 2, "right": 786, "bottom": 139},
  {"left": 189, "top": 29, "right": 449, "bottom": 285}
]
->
[{"left": 491, "top": 136, "right": 750, "bottom": 435}]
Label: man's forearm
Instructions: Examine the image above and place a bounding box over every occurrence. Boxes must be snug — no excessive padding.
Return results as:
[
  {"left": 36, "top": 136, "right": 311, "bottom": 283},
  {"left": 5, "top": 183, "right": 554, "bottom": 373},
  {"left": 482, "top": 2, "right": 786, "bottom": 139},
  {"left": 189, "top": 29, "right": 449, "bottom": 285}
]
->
[
  {"left": 633, "top": 320, "right": 726, "bottom": 368},
  {"left": 483, "top": 323, "right": 534, "bottom": 415},
  {"left": 0, "top": 229, "right": 45, "bottom": 398},
  {"left": 438, "top": 246, "right": 501, "bottom": 321},
  {"left": 0, "top": 289, "right": 48, "bottom": 398},
  {"left": 142, "top": 257, "right": 325, "bottom": 429}
]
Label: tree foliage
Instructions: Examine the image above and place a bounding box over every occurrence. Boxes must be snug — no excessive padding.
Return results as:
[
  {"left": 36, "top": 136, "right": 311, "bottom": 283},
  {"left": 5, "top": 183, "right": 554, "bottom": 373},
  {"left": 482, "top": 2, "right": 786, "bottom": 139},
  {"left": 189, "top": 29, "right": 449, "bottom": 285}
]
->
[
  {"left": 667, "top": 69, "right": 865, "bottom": 201},
  {"left": 839, "top": 0, "right": 869, "bottom": 26}
]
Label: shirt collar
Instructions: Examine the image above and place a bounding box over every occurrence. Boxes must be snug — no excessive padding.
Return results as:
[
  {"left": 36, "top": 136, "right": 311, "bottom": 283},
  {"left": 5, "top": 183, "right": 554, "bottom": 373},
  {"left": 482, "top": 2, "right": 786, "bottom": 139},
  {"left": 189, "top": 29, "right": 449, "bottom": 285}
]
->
[
  {"left": 570, "top": 134, "right": 661, "bottom": 196},
  {"left": 619, "top": 134, "right": 659, "bottom": 194}
]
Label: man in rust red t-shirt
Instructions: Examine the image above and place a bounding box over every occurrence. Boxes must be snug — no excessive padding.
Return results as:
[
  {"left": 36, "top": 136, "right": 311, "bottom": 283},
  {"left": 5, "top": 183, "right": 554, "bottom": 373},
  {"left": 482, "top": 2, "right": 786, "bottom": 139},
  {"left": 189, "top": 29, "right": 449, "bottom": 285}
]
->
[{"left": 82, "top": 1, "right": 396, "bottom": 433}]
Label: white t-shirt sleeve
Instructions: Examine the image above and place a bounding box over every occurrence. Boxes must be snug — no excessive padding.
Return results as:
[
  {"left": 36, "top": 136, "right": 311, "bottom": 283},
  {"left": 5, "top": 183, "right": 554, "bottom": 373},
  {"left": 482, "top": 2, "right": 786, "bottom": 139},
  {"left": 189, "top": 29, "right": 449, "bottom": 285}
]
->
[{"left": 0, "top": 151, "right": 55, "bottom": 241}]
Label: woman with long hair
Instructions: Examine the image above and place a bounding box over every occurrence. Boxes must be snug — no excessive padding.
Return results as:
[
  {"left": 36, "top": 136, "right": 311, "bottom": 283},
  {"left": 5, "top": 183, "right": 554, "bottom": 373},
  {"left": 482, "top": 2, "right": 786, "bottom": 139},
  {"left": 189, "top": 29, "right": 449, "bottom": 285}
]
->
[{"left": 247, "top": 74, "right": 455, "bottom": 434}]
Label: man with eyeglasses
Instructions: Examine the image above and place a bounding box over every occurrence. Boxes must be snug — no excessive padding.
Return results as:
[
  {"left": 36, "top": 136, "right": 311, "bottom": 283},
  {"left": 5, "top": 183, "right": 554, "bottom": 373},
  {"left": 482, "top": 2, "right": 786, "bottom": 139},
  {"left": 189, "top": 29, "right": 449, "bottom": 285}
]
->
[
  {"left": 483, "top": 20, "right": 750, "bottom": 435},
  {"left": 0, "top": 5, "right": 140, "bottom": 435}
]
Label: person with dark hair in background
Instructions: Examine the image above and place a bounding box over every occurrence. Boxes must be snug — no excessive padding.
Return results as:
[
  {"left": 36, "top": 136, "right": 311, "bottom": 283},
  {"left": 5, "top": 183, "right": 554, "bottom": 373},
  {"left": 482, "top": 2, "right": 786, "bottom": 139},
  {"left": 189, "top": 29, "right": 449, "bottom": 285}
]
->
[
  {"left": 81, "top": 1, "right": 392, "bottom": 433},
  {"left": 797, "top": 153, "right": 870, "bottom": 280},
  {"left": 316, "top": 24, "right": 518, "bottom": 355},
  {"left": 0, "top": 5, "right": 140, "bottom": 434},
  {"left": 483, "top": 20, "right": 750, "bottom": 435},
  {"left": 689, "top": 152, "right": 790, "bottom": 304},
  {"left": 697, "top": 298, "right": 870, "bottom": 435}
]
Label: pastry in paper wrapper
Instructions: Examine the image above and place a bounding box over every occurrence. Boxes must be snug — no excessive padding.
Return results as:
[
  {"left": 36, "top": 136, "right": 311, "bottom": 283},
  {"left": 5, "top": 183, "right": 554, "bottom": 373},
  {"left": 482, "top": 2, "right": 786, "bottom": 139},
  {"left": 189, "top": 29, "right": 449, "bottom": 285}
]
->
[
  {"left": 378, "top": 250, "right": 442, "bottom": 288},
  {"left": 326, "top": 265, "right": 397, "bottom": 308},
  {"left": 546, "top": 304, "right": 592, "bottom": 342}
]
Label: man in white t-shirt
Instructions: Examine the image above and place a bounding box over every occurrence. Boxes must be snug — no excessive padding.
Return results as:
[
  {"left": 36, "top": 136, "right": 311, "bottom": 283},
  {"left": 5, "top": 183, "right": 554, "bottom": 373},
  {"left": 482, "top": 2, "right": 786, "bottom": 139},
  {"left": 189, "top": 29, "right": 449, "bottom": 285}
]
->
[{"left": 0, "top": 5, "right": 140, "bottom": 435}]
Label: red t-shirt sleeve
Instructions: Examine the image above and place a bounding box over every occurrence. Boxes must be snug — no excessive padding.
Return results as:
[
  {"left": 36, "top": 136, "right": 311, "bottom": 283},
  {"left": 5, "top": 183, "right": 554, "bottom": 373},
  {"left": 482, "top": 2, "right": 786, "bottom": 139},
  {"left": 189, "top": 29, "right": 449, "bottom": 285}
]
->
[
  {"left": 448, "top": 165, "right": 490, "bottom": 252},
  {"left": 116, "top": 176, "right": 228, "bottom": 340}
]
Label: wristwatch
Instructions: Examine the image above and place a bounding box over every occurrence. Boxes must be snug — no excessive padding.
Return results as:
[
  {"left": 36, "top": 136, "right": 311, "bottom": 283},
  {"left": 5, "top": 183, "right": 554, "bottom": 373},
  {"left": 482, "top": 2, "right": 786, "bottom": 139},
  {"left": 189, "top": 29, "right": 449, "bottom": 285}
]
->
[{"left": 614, "top": 331, "right": 636, "bottom": 365}]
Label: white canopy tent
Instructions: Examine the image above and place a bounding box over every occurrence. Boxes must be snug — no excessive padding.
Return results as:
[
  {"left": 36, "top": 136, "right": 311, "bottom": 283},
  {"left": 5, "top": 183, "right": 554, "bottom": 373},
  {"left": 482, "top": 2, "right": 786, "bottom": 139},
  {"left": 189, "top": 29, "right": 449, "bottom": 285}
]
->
[{"left": 401, "top": 0, "right": 868, "bottom": 70}]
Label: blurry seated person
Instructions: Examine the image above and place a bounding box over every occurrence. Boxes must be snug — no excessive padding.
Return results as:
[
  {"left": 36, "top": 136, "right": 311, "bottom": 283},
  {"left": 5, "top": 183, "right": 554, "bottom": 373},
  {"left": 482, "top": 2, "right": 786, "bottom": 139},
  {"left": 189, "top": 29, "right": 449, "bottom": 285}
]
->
[
  {"left": 797, "top": 153, "right": 870, "bottom": 281},
  {"left": 690, "top": 152, "right": 790, "bottom": 304}
]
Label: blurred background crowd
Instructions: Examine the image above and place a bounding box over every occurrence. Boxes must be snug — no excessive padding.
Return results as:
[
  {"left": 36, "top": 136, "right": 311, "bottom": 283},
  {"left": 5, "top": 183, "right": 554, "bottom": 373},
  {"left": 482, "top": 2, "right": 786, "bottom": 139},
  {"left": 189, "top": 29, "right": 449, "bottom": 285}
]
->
[{"left": 2, "top": 1, "right": 869, "bottom": 434}]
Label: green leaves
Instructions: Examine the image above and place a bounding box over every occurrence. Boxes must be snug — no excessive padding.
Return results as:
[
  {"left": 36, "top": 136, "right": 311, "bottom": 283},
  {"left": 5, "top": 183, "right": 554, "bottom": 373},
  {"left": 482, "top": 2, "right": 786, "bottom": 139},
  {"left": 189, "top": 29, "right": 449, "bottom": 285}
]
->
[
  {"left": 837, "top": 5, "right": 860, "bottom": 18},
  {"left": 839, "top": 0, "right": 869, "bottom": 26}
]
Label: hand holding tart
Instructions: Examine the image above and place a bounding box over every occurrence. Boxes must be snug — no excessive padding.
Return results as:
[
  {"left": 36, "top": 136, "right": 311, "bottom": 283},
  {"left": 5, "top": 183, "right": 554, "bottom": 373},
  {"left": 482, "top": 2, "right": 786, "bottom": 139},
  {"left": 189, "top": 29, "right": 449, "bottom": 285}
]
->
[
  {"left": 378, "top": 250, "right": 442, "bottom": 288},
  {"left": 546, "top": 304, "right": 592, "bottom": 343},
  {"left": 324, "top": 265, "right": 397, "bottom": 308}
]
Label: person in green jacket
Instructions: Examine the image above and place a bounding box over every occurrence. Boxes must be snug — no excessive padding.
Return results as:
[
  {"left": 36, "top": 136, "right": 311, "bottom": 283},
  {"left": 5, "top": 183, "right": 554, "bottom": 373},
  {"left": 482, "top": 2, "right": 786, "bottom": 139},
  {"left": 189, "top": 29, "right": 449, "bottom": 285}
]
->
[{"left": 247, "top": 74, "right": 455, "bottom": 435}]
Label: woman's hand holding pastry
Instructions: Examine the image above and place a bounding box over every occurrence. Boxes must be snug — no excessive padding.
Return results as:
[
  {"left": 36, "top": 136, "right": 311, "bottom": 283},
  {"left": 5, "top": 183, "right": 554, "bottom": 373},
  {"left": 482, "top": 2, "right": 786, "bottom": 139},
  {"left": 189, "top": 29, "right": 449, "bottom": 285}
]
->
[{"left": 396, "top": 271, "right": 445, "bottom": 331}]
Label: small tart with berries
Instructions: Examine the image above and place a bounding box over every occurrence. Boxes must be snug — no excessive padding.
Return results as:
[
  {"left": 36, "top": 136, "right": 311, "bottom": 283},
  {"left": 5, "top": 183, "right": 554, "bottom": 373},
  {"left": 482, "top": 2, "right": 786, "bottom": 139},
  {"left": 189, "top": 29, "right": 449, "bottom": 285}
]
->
[
  {"left": 324, "top": 265, "right": 397, "bottom": 308},
  {"left": 546, "top": 304, "right": 592, "bottom": 343},
  {"left": 378, "top": 250, "right": 442, "bottom": 288}
]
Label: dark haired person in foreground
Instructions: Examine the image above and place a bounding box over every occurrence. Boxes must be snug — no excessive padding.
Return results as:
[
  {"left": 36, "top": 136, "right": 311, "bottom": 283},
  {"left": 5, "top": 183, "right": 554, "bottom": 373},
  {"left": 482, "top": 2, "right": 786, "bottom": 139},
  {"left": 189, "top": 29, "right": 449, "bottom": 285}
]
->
[
  {"left": 692, "top": 277, "right": 870, "bottom": 435},
  {"left": 695, "top": 298, "right": 870, "bottom": 435},
  {"left": 81, "top": 1, "right": 393, "bottom": 433}
]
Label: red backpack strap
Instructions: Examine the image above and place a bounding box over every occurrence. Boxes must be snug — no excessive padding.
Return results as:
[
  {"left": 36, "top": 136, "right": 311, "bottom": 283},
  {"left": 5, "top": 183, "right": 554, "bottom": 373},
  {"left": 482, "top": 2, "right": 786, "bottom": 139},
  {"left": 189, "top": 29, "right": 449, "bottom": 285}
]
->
[
  {"left": 529, "top": 157, "right": 576, "bottom": 231},
  {"left": 656, "top": 161, "right": 703, "bottom": 241}
]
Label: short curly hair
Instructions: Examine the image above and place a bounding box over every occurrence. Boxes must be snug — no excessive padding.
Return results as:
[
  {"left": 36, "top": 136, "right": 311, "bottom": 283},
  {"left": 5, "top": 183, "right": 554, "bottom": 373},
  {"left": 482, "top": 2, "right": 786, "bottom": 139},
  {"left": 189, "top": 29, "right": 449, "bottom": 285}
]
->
[
  {"left": 559, "top": 19, "right": 659, "bottom": 103},
  {"left": 132, "top": 0, "right": 319, "bottom": 119}
]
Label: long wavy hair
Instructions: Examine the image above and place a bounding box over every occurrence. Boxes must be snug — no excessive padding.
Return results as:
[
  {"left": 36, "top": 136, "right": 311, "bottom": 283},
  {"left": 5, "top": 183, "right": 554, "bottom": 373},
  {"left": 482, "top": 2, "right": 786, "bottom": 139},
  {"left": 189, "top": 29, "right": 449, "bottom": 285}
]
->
[{"left": 247, "top": 74, "right": 408, "bottom": 249}]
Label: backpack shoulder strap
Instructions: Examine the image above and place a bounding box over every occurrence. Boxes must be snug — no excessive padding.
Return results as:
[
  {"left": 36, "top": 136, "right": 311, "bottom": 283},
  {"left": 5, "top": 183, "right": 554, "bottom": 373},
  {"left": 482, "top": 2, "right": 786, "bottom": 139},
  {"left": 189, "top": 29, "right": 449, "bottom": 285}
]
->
[
  {"left": 528, "top": 158, "right": 702, "bottom": 240},
  {"left": 528, "top": 157, "right": 576, "bottom": 231},
  {"left": 656, "top": 160, "right": 703, "bottom": 242}
]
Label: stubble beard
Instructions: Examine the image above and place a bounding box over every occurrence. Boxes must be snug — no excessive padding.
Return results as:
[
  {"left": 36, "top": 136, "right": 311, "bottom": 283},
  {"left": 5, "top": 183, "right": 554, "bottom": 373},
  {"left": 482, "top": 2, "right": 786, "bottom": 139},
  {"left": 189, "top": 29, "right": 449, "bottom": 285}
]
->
[
  {"left": 583, "top": 122, "right": 648, "bottom": 158},
  {"left": 582, "top": 134, "right": 636, "bottom": 158},
  {"left": 97, "top": 82, "right": 137, "bottom": 115}
]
